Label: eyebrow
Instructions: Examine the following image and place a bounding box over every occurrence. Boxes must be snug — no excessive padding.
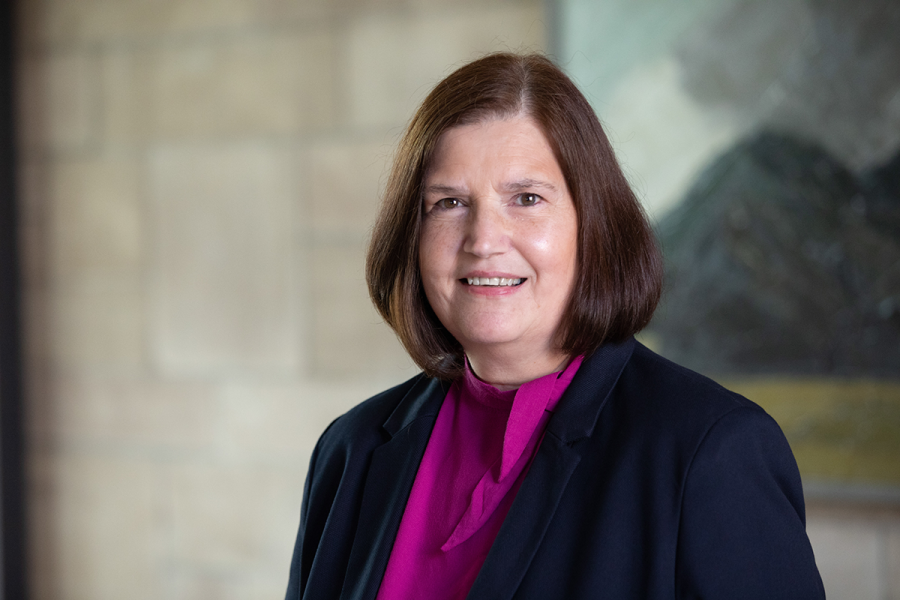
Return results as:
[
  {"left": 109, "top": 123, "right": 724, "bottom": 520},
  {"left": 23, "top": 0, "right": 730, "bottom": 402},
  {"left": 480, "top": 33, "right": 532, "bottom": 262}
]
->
[
  {"left": 502, "top": 178, "right": 559, "bottom": 193},
  {"left": 423, "top": 184, "right": 466, "bottom": 196},
  {"left": 423, "top": 178, "right": 559, "bottom": 196}
]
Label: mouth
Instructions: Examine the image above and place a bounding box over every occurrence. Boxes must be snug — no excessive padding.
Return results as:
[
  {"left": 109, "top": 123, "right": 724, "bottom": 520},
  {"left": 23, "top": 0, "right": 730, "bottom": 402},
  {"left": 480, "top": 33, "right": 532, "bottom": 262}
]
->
[{"left": 462, "top": 277, "right": 526, "bottom": 287}]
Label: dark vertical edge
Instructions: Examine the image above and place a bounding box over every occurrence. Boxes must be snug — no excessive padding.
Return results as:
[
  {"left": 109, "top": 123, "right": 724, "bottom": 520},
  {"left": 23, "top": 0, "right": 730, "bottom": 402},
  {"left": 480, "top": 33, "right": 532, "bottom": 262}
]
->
[
  {"left": 544, "top": 0, "right": 562, "bottom": 63},
  {"left": 0, "top": 0, "right": 28, "bottom": 597}
]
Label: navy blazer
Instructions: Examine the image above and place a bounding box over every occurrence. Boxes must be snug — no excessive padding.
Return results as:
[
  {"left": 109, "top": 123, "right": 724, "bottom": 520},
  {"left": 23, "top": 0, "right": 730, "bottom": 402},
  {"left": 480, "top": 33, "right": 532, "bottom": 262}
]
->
[{"left": 285, "top": 338, "right": 825, "bottom": 599}]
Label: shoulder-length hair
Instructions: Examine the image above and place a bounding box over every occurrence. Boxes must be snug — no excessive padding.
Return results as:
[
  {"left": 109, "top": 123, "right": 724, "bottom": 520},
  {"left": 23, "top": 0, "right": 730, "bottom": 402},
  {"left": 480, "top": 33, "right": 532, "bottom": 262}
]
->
[{"left": 366, "top": 52, "right": 662, "bottom": 380}]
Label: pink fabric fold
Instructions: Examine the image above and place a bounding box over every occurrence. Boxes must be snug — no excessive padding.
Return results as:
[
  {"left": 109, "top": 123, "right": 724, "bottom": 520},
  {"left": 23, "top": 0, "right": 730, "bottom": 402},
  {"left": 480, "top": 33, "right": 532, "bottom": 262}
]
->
[
  {"left": 375, "top": 356, "right": 583, "bottom": 600},
  {"left": 442, "top": 357, "right": 582, "bottom": 551},
  {"left": 501, "top": 373, "right": 559, "bottom": 480}
]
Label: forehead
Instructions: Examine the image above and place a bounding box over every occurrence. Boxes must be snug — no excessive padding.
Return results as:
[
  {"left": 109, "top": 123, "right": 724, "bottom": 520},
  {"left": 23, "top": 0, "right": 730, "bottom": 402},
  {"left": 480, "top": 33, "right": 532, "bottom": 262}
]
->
[{"left": 425, "top": 115, "right": 563, "bottom": 183}]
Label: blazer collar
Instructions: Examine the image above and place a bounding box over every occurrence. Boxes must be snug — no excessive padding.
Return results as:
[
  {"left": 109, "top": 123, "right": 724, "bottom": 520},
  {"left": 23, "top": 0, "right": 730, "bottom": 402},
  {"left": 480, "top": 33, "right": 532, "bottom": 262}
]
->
[
  {"left": 341, "top": 338, "right": 635, "bottom": 600},
  {"left": 546, "top": 336, "right": 635, "bottom": 442},
  {"left": 379, "top": 334, "right": 634, "bottom": 441},
  {"left": 380, "top": 334, "right": 635, "bottom": 440},
  {"left": 340, "top": 375, "right": 447, "bottom": 600},
  {"left": 468, "top": 336, "right": 635, "bottom": 600},
  {"left": 382, "top": 374, "right": 448, "bottom": 436}
]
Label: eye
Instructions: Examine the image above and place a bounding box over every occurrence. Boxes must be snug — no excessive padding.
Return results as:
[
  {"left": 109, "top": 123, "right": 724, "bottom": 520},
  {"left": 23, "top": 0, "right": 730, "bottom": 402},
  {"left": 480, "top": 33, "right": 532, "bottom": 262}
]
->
[
  {"left": 435, "top": 198, "right": 461, "bottom": 210},
  {"left": 516, "top": 193, "right": 541, "bottom": 206}
]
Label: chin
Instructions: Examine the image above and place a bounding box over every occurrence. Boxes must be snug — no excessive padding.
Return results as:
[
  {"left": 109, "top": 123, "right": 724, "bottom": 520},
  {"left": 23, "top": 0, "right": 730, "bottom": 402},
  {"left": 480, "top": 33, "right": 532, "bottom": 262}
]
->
[{"left": 455, "top": 326, "right": 530, "bottom": 351}]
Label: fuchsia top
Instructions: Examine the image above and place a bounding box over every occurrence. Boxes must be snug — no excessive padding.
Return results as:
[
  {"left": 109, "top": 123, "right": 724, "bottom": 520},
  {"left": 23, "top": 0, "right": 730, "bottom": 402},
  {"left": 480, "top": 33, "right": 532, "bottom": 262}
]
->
[{"left": 375, "top": 356, "right": 584, "bottom": 600}]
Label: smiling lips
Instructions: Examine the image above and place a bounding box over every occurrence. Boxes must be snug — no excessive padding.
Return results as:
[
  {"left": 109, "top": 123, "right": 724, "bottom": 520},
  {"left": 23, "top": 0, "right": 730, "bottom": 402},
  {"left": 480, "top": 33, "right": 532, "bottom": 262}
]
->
[{"left": 464, "top": 277, "right": 525, "bottom": 287}]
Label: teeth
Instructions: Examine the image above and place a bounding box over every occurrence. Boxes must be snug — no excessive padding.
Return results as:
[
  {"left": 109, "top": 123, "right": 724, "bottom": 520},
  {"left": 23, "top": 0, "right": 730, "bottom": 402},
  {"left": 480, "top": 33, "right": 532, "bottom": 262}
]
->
[{"left": 466, "top": 277, "right": 523, "bottom": 286}]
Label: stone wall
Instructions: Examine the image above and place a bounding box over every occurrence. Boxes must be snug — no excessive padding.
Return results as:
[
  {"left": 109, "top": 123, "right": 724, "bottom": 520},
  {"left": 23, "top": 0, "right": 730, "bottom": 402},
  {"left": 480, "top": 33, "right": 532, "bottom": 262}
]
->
[
  {"left": 808, "top": 502, "right": 900, "bottom": 600},
  {"left": 16, "top": 1, "right": 545, "bottom": 598}
]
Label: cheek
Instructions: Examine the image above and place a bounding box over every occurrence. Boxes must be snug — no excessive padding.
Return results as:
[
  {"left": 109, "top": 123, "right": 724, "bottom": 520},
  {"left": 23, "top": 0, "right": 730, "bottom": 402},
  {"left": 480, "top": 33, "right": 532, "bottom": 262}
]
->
[
  {"left": 538, "top": 216, "right": 579, "bottom": 288},
  {"left": 418, "top": 229, "right": 457, "bottom": 330},
  {"left": 418, "top": 227, "right": 440, "bottom": 280},
  {"left": 419, "top": 221, "right": 458, "bottom": 279},
  {"left": 418, "top": 238, "right": 449, "bottom": 309},
  {"left": 527, "top": 222, "right": 576, "bottom": 270},
  {"left": 531, "top": 235, "right": 552, "bottom": 253},
  {"left": 560, "top": 225, "right": 579, "bottom": 285}
]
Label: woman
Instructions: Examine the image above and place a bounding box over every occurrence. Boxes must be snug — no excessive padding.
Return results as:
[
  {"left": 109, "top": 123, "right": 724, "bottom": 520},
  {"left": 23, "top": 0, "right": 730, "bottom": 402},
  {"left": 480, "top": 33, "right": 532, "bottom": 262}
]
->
[{"left": 286, "top": 53, "right": 824, "bottom": 599}]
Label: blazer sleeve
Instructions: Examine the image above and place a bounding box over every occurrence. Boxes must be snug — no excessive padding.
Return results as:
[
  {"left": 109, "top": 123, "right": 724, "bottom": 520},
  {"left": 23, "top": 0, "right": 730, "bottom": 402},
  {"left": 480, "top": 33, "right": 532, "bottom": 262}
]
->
[
  {"left": 285, "top": 418, "right": 338, "bottom": 600},
  {"left": 674, "top": 406, "right": 825, "bottom": 599}
]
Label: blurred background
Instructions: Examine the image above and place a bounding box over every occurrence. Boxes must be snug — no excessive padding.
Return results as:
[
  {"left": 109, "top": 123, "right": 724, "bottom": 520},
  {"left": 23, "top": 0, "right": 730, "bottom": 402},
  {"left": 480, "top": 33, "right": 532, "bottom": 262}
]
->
[{"left": 7, "top": 0, "right": 899, "bottom": 598}]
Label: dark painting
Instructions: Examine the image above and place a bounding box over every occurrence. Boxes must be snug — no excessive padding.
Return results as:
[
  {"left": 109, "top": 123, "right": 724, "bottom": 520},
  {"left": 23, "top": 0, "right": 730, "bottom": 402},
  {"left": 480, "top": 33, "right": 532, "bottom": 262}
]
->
[{"left": 558, "top": 0, "right": 900, "bottom": 493}]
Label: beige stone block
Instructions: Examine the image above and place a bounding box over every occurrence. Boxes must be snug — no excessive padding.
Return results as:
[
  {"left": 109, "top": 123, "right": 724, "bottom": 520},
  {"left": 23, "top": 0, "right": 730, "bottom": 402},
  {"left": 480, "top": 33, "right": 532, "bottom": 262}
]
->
[
  {"left": 50, "top": 274, "right": 145, "bottom": 373},
  {"left": 48, "top": 155, "right": 142, "bottom": 277},
  {"left": 149, "top": 142, "right": 300, "bottom": 377},
  {"left": 344, "top": 6, "right": 547, "bottom": 128},
  {"left": 411, "top": 0, "right": 541, "bottom": 8},
  {"left": 168, "top": 567, "right": 290, "bottom": 600},
  {"left": 24, "top": 351, "right": 52, "bottom": 451},
  {"left": 149, "top": 32, "right": 335, "bottom": 139},
  {"left": 33, "top": 0, "right": 149, "bottom": 44},
  {"left": 216, "top": 379, "right": 393, "bottom": 460},
  {"left": 310, "top": 241, "right": 413, "bottom": 379},
  {"left": 889, "top": 521, "right": 900, "bottom": 600},
  {"left": 308, "top": 139, "right": 393, "bottom": 236},
  {"left": 170, "top": 463, "right": 302, "bottom": 572},
  {"left": 33, "top": 0, "right": 331, "bottom": 44},
  {"left": 159, "top": 0, "right": 332, "bottom": 31},
  {"left": 216, "top": 382, "right": 320, "bottom": 460},
  {"left": 17, "top": 159, "right": 53, "bottom": 386},
  {"left": 18, "top": 242, "right": 51, "bottom": 377},
  {"left": 18, "top": 50, "right": 99, "bottom": 152},
  {"left": 18, "top": 160, "right": 51, "bottom": 288},
  {"left": 332, "top": 0, "right": 409, "bottom": 13},
  {"left": 17, "top": 158, "right": 47, "bottom": 222},
  {"left": 16, "top": 0, "right": 46, "bottom": 52},
  {"left": 48, "top": 377, "right": 217, "bottom": 451},
  {"left": 807, "top": 515, "right": 884, "bottom": 600},
  {"left": 27, "top": 451, "right": 56, "bottom": 600},
  {"left": 100, "top": 48, "right": 153, "bottom": 145},
  {"left": 41, "top": 453, "right": 167, "bottom": 600}
]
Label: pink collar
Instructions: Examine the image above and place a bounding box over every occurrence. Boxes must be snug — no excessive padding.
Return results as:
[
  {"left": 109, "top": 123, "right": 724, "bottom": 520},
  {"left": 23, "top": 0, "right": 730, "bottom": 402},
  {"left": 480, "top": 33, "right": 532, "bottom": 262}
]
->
[{"left": 443, "top": 355, "right": 584, "bottom": 550}]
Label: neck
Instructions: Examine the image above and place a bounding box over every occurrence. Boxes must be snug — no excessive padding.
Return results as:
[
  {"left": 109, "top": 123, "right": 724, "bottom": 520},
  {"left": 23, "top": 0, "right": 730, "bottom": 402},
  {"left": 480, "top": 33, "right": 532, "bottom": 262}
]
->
[{"left": 466, "top": 346, "right": 570, "bottom": 390}]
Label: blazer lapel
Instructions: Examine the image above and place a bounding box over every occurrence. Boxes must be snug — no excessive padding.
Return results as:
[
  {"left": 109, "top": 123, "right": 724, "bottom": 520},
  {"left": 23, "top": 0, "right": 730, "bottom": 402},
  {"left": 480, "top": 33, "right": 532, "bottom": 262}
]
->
[
  {"left": 340, "top": 376, "right": 448, "bottom": 600},
  {"left": 467, "top": 338, "right": 636, "bottom": 600}
]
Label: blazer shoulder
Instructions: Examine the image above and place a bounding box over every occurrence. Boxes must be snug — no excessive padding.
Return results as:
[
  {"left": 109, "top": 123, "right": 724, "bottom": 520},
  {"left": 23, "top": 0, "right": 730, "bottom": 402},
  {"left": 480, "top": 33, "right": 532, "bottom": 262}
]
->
[
  {"left": 316, "top": 372, "right": 448, "bottom": 459},
  {"left": 625, "top": 342, "right": 762, "bottom": 419},
  {"left": 288, "top": 373, "right": 444, "bottom": 600},
  {"left": 602, "top": 341, "right": 780, "bottom": 458},
  {"left": 318, "top": 373, "right": 427, "bottom": 449}
]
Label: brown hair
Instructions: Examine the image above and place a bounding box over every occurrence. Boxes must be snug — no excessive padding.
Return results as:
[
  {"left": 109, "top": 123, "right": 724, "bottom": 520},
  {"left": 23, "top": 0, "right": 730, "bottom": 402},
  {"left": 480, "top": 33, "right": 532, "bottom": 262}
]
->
[{"left": 366, "top": 52, "right": 662, "bottom": 380}]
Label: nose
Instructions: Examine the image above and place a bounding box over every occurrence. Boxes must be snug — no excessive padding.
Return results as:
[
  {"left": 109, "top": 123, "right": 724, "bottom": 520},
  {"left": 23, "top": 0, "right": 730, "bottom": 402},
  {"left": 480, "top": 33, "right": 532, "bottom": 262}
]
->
[{"left": 463, "top": 203, "right": 510, "bottom": 258}]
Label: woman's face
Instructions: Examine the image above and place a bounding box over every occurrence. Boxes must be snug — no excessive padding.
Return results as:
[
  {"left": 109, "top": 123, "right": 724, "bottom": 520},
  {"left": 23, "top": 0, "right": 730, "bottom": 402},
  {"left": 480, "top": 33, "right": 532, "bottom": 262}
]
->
[{"left": 419, "top": 115, "right": 579, "bottom": 369}]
